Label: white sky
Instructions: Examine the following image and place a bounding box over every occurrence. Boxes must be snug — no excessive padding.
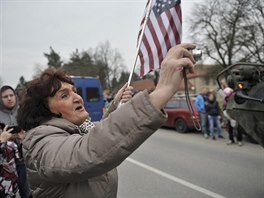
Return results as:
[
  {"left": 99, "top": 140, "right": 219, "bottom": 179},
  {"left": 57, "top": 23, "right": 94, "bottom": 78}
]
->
[{"left": 0, "top": 0, "right": 203, "bottom": 87}]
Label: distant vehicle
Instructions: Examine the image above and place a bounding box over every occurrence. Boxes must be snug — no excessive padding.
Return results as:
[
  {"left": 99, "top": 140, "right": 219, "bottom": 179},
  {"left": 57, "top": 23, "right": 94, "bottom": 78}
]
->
[
  {"left": 163, "top": 96, "right": 200, "bottom": 133},
  {"left": 71, "top": 76, "right": 104, "bottom": 121}
]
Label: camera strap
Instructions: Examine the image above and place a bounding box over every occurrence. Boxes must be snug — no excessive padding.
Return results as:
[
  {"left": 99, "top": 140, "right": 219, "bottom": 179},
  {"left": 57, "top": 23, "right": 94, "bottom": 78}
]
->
[{"left": 183, "top": 68, "right": 201, "bottom": 131}]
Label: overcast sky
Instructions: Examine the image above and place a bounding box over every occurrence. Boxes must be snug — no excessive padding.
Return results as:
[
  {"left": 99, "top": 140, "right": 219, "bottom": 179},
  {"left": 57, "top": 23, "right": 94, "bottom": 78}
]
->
[{"left": 0, "top": 0, "right": 204, "bottom": 87}]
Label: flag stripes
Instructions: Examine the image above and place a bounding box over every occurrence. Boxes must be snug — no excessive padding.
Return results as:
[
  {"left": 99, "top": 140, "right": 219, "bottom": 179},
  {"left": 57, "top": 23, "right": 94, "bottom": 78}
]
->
[{"left": 138, "top": 0, "right": 182, "bottom": 76}]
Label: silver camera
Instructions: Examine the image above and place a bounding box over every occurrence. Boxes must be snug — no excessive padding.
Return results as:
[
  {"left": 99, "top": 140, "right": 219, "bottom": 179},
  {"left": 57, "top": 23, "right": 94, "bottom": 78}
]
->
[{"left": 191, "top": 49, "right": 202, "bottom": 61}]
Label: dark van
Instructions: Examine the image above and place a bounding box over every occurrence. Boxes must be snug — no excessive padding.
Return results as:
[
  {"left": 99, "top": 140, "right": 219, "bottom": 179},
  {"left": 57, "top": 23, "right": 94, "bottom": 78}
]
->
[{"left": 71, "top": 76, "right": 104, "bottom": 121}]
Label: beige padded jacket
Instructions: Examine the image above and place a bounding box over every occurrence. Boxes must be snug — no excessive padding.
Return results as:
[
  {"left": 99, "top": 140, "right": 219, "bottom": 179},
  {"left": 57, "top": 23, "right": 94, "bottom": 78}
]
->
[{"left": 22, "top": 91, "right": 167, "bottom": 198}]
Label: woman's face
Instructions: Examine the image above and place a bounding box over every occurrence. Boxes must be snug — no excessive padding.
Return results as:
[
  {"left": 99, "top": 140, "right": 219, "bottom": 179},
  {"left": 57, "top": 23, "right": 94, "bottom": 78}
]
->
[
  {"left": 208, "top": 94, "right": 214, "bottom": 101},
  {"left": 48, "top": 82, "right": 89, "bottom": 125}
]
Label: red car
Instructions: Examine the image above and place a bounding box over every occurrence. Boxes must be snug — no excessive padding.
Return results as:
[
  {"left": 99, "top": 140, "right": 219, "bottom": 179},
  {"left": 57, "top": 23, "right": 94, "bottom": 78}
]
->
[{"left": 163, "top": 96, "right": 200, "bottom": 133}]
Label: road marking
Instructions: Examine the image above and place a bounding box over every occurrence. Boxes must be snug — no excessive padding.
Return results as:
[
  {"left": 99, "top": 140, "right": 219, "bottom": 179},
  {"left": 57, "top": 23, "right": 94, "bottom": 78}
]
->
[{"left": 126, "top": 157, "right": 226, "bottom": 198}]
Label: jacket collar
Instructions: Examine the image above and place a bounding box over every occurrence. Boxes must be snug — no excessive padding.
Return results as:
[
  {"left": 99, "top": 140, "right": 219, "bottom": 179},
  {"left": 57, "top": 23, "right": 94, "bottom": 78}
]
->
[{"left": 42, "top": 117, "right": 80, "bottom": 134}]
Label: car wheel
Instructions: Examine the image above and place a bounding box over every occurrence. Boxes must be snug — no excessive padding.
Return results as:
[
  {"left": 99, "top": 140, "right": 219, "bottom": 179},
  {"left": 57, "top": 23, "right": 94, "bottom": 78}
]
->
[{"left": 175, "top": 119, "right": 187, "bottom": 133}]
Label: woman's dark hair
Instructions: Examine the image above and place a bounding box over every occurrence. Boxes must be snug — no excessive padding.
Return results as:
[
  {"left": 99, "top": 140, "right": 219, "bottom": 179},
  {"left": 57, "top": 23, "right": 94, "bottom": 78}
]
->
[
  {"left": 17, "top": 68, "right": 74, "bottom": 131},
  {"left": 207, "top": 91, "right": 216, "bottom": 100}
]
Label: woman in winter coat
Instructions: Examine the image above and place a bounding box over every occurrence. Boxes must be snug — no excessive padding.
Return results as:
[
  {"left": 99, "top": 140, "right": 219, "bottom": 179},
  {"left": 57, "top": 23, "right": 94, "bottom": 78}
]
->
[
  {"left": 16, "top": 43, "right": 196, "bottom": 198},
  {"left": 205, "top": 92, "right": 224, "bottom": 140}
]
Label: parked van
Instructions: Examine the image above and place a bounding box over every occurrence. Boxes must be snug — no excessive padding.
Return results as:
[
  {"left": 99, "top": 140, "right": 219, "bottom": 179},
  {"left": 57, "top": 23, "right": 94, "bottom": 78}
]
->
[{"left": 70, "top": 76, "right": 104, "bottom": 121}]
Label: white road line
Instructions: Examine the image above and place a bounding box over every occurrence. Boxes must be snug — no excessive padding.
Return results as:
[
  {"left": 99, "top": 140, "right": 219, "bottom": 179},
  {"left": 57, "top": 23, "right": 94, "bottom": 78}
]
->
[{"left": 126, "top": 157, "right": 226, "bottom": 198}]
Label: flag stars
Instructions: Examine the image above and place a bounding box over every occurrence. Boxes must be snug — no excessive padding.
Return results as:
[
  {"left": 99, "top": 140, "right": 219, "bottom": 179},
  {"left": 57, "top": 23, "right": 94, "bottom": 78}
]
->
[
  {"left": 153, "top": 0, "right": 179, "bottom": 15},
  {"left": 139, "top": 0, "right": 181, "bottom": 76}
]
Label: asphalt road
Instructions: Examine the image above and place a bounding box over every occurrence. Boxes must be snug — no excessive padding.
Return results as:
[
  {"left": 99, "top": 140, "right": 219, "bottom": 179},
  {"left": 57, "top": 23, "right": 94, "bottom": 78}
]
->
[{"left": 117, "top": 128, "right": 264, "bottom": 198}]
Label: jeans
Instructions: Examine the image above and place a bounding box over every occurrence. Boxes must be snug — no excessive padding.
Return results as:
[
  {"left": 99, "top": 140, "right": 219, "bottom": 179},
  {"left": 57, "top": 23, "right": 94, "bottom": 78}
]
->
[
  {"left": 199, "top": 112, "right": 208, "bottom": 135},
  {"left": 16, "top": 164, "right": 30, "bottom": 198},
  {"left": 208, "top": 115, "right": 222, "bottom": 137}
]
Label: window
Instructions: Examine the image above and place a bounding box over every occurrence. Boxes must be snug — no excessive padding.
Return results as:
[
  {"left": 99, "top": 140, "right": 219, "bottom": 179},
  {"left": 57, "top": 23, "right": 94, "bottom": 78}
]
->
[
  {"left": 86, "top": 87, "right": 100, "bottom": 102},
  {"left": 179, "top": 100, "right": 188, "bottom": 109},
  {"left": 77, "top": 87, "right": 83, "bottom": 97},
  {"left": 165, "top": 100, "right": 179, "bottom": 109}
]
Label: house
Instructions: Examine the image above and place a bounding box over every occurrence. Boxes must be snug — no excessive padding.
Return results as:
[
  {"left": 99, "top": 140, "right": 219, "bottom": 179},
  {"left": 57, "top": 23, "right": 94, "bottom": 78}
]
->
[
  {"left": 188, "top": 64, "right": 224, "bottom": 94},
  {"left": 130, "top": 64, "right": 224, "bottom": 95}
]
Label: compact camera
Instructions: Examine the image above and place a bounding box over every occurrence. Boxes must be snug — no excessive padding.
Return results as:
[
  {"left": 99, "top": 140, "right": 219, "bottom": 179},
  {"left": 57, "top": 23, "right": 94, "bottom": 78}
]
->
[{"left": 191, "top": 49, "right": 202, "bottom": 61}]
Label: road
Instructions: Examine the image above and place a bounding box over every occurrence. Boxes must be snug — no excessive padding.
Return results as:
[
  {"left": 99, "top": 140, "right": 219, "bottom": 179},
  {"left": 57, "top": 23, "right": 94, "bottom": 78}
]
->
[{"left": 117, "top": 128, "right": 264, "bottom": 198}]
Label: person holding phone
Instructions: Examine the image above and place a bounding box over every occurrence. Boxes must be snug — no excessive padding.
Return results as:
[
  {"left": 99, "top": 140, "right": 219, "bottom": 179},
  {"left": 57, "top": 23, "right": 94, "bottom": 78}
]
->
[
  {"left": 0, "top": 123, "right": 21, "bottom": 197},
  {"left": 0, "top": 123, "right": 26, "bottom": 198},
  {"left": 0, "top": 85, "right": 30, "bottom": 198}
]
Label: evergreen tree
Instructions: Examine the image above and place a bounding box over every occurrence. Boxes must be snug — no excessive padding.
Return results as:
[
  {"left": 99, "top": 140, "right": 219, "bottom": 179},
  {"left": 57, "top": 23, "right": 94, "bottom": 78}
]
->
[
  {"left": 44, "top": 47, "right": 63, "bottom": 68},
  {"left": 15, "top": 76, "right": 27, "bottom": 100},
  {"left": 63, "top": 49, "right": 96, "bottom": 76}
]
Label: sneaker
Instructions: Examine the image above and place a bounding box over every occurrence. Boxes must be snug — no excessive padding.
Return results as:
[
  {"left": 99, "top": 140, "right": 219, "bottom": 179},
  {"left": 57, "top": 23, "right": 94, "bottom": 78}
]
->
[
  {"left": 227, "top": 140, "right": 234, "bottom": 145},
  {"left": 238, "top": 142, "right": 243, "bottom": 146},
  {"left": 204, "top": 134, "right": 209, "bottom": 139},
  {"left": 218, "top": 135, "right": 225, "bottom": 139},
  {"left": 212, "top": 136, "right": 216, "bottom": 140}
]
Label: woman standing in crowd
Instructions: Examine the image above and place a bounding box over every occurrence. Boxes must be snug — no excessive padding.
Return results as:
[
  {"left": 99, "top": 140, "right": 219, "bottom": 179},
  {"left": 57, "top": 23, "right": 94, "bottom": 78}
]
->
[
  {"left": 205, "top": 92, "right": 224, "bottom": 140},
  {"left": 222, "top": 87, "right": 243, "bottom": 146},
  {"left": 16, "top": 44, "right": 196, "bottom": 198}
]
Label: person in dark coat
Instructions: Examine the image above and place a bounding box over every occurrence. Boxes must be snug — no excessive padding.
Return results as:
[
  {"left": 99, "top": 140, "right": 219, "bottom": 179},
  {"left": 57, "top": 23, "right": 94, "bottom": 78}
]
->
[{"left": 205, "top": 92, "right": 224, "bottom": 140}]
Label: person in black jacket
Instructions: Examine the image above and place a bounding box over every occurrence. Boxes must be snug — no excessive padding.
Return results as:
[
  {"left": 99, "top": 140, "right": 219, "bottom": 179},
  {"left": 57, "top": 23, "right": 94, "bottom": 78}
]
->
[{"left": 205, "top": 92, "right": 224, "bottom": 140}]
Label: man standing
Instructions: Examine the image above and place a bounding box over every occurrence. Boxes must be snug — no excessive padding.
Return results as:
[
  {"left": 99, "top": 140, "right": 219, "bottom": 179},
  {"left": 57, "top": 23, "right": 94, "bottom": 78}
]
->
[
  {"left": 195, "top": 87, "right": 209, "bottom": 138},
  {"left": 0, "top": 85, "right": 30, "bottom": 198}
]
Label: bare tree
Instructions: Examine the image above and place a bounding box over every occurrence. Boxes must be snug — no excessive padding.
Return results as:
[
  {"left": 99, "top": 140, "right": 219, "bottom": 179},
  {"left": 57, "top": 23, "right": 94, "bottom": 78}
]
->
[
  {"left": 239, "top": 0, "right": 264, "bottom": 63},
  {"left": 92, "top": 41, "right": 127, "bottom": 90},
  {"left": 188, "top": 0, "right": 264, "bottom": 68}
]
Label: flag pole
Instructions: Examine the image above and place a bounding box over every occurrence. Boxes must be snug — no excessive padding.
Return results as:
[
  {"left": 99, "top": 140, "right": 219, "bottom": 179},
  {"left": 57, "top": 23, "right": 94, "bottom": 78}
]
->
[
  {"left": 127, "top": 0, "right": 154, "bottom": 86},
  {"left": 117, "top": 0, "right": 153, "bottom": 108}
]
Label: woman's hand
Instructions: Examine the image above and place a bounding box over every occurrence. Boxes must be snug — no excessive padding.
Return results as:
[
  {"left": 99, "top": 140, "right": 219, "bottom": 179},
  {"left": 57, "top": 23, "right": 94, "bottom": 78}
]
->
[
  {"left": 113, "top": 83, "right": 134, "bottom": 107},
  {"left": 150, "top": 43, "right": 196, "bottom": 109}
]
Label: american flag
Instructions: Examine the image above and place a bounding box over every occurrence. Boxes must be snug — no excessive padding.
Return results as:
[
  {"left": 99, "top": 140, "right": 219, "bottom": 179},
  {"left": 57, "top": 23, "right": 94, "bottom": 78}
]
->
[{"left": 138, "top": 0, "right": 182, "bottom": 76}]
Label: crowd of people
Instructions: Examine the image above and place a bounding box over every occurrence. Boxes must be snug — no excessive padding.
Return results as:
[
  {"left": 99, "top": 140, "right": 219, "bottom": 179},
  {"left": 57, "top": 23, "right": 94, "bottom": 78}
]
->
[
  {"left": 194, "top": 86, "right": 243, "bottom": 146},
  {"left": 0, "top": 43, "right": 249, "bottom": 197}
]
